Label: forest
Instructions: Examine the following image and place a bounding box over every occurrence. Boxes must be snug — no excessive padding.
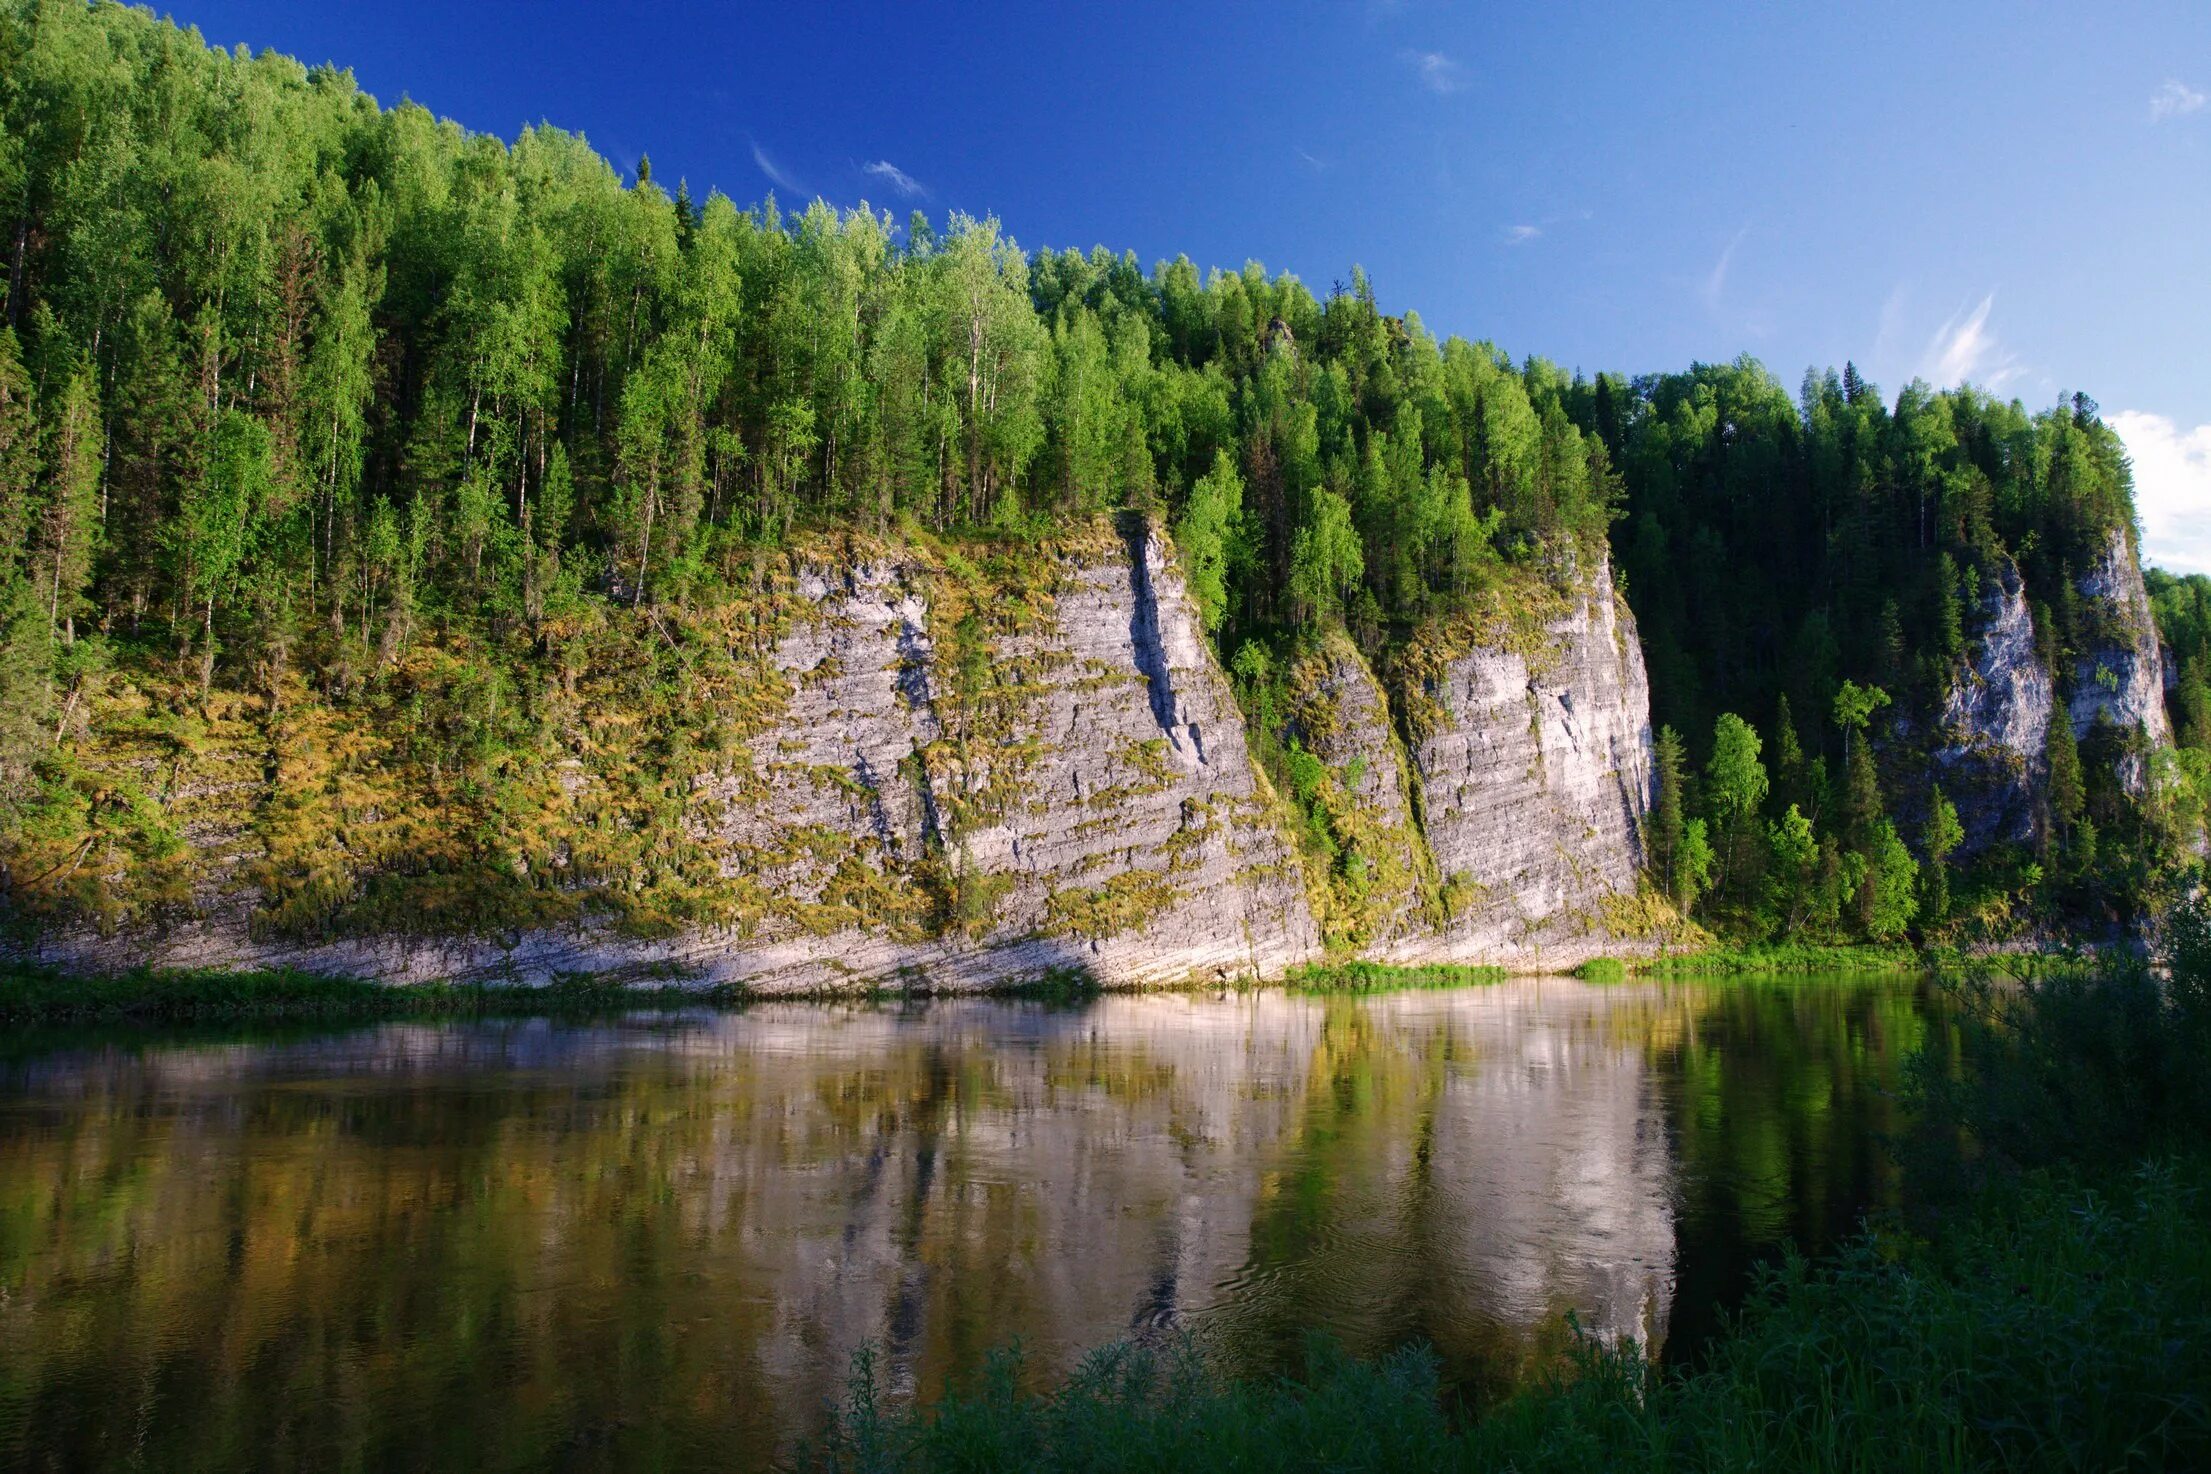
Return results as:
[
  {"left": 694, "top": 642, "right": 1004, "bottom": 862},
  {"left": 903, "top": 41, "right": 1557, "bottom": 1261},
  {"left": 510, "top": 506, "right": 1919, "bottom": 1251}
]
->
[{"left": 0, "top": 0, "right": 2203, "bottom": 949}]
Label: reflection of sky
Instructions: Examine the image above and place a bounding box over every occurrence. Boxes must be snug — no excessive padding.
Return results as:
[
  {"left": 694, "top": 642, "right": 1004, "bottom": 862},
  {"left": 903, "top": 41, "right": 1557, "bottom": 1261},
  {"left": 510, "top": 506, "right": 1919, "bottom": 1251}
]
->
[{"left": 0, "top": 982, "right": 1892, "bottom": 1466}]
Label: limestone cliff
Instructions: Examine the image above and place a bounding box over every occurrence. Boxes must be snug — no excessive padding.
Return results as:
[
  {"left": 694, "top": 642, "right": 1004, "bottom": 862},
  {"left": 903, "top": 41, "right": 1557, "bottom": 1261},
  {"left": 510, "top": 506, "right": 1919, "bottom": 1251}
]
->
[
  {"left": 2070, "top": 528, "right": 2172, "bottom": 781},
  {"left": 20, "top": 520, "right": 1316, "bottom": 992},
  {"left": 1275, "top": 558, "right": 1656, "bottom": 966},
  {"left": 1936, "top": 530, "right": 2172, "bottom": 849},
  {"left": 1392, "top": 560, "right": 1655, "bottom": 963},
  {"left": 14, "top": 529, "right": 1660, "bottom": 990},
  {"left": 1934, "top": 559, "right": 2052, "bottom": 850}
]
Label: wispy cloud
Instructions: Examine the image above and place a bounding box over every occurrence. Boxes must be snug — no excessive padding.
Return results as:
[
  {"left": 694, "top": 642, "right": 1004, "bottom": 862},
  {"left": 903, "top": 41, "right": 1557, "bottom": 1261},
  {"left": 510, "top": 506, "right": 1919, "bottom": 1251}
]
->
[
  {"left": 2111, "top": 410, "right": 2211, "bottom": 574},
  {"left": 1504, "top": 223, "right": 1542, "bottom": 245},
  {"left": 1919, "top": 294, "right": 2023, "bottom": 389},
  {"left": 861, "top": 159, "right": 927, "bottom": 199},
  {"left": 750, "top": 140, "right": 798, "bottom": 192},
  {"left": 1401, "top": 49, "right": 1464, "bottom": 95},
  {"left": 1296, "top": 148, "right": 1328, "bottom": 172},
  {"left": 2150, "top": 79, "right": 2205, "bottom": 121},
  {"left": 1701, "top": 227, "right": 1747, "bottom": 308}
]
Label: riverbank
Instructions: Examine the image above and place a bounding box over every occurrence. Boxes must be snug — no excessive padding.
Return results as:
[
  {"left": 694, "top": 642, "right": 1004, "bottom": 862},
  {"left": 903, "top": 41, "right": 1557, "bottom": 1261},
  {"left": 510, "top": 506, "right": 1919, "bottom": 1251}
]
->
[
  {"left": 796, "top": 904, "right": 2211, "bottom": 1472},
  {"left": 0, "top": 964, "right": 759, "bottom": 1027},
  {"left": 0, "top": 939, "right": 2025, "bottom": 1027}
]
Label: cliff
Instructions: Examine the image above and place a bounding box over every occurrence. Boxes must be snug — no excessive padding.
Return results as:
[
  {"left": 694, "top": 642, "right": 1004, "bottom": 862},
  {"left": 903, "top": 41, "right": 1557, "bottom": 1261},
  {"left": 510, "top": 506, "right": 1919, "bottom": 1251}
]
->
[
  {"left": 1937, "top": 530, "right": 2172, "bottom": 850},
  {"left": 1272, "top": 559, "right": 1657, "bottom": 966},
  {"left": 19, "top": 521, "right": 1314, "bottom": 991},
  {"left": 1934, "top": 558, "right": 2054, "bottom": 850},
  {"left": 2069, "top": 528, "right": 2173, "bottom": 781},
  {"left": 1390, "top": 561, "right": 1655, "bottom": 963},
  {"left": 11, "top": 528, "right": 1659, "bottom": 989}
]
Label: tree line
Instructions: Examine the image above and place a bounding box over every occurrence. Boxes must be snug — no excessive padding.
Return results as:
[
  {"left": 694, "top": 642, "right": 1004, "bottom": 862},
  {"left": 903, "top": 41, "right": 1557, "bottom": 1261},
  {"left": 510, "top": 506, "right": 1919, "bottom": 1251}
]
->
[{"left": 0, "top": 0, "right": 2199, "bottom": 939}]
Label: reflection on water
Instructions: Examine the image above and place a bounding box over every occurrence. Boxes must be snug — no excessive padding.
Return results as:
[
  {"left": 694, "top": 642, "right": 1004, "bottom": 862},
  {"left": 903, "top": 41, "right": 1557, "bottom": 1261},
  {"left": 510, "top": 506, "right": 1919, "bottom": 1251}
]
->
[{"left": 0, "top": 976, "right": 1935, "bottom": 1471}]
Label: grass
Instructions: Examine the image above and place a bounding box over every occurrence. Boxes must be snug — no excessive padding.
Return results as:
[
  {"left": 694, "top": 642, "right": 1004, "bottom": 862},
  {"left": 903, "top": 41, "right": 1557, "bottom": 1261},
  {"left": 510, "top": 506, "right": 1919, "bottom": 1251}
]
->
[
  {"left": 1569, "top": 955, "right": 1626, "bottom": 982},
  {"left": 0, "top": 963, "right": 749, "bottom": 1027},
  {"left": 1638, "top": 940, "right": 1923, "bottom": 975},
  {"left": 1282, "top": 961, "right": 1507, "bottom": 994}
]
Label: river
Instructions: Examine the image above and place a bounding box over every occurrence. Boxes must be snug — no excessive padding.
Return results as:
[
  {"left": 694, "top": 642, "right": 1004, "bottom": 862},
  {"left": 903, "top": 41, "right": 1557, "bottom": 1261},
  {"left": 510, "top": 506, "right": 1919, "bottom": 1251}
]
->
[{"left": 0, "top": 974, "right": 1938, "bottom": 1471}]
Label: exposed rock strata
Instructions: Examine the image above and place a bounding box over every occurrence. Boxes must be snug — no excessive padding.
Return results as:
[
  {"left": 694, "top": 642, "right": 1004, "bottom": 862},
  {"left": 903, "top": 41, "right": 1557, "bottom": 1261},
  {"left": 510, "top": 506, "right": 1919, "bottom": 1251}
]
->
[
  {"left": 16, "top": 534, "right": 1662, "bottom": 989},
  {"left": 1286, "top": 562, "right": 1655, "bottom": 966},
  {"left": 22, "top": 524, "right": 1317, "bottom": 992},
  {"left": 1938, "top": 532, "right": 2173, "bottom": 848},
  {"left": 2070, "top": 528, "right": 2171, "bottom": 785},
  {"left": 1393, "top": 564, "right": 1654, "bottom": 963},
  {"left": 1934, "top": 559, "right": 2053, "bottom": 850}
]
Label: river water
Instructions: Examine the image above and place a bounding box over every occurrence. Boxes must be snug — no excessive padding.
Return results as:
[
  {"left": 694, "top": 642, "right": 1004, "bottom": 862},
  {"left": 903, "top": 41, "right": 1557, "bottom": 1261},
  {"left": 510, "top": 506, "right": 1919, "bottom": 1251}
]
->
[{"left": 0, "top": 974, "right": 1938, "bottom": 1471}]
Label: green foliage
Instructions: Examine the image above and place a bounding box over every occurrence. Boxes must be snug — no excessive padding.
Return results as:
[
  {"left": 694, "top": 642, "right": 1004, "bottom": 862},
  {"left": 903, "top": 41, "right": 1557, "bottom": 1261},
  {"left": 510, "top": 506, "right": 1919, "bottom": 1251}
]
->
[
  {"left": 1280, "top": 961, "right": 1505, "bottom": 993},
  {"left": 0, "top": 963, "right": 748, "bottom": 1026},
  {"left": 1171, "top": 451, "right": 1243, "bottom": 633},
  {"left": 0, "top": 1, "right": 2188, "bottom": 952},
  {"left": 1570, "top": 955, "right": 1626, "bottom": 982}
]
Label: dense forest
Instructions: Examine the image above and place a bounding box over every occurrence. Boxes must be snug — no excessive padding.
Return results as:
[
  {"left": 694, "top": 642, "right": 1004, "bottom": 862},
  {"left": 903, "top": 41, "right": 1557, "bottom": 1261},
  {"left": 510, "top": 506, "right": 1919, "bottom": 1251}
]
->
[{"left": 0, "top": 0, "right": 2201, "bottom": 948}]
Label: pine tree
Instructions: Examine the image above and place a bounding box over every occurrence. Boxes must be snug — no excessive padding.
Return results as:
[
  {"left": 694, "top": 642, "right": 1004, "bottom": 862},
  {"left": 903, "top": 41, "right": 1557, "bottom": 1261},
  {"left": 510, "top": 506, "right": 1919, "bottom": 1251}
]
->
[
  {"left": 1921, "top": 785, "right": 1962, "bottom": 925},
  {"left": 35, "top": 370, "right": 101, "bottom": 650},
  {"left": 2045, "top": 712, "right": 2085, "bottom": 858},
  {"left": 1651, "top": 725, "right": 1689, "bottom": 909}
]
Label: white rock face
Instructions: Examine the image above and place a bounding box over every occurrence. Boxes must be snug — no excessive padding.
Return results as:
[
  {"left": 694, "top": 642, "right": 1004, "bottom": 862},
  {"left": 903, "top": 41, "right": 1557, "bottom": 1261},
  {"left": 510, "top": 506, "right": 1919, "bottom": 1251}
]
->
[
  {"left": 1402, "top": 564, "right": 1653, "bottom": 962},
  {"left": 1294, "top": 560, "right": 1655, "bottom": 965},
  {"left": 2070, "top": 528, "right": 2172, "bottom": 781},
  {"left": 25, "top": 523, "right": 1318, "bottom": 992},
  {"left": 1934, "top": 560, "right": 2052, "bottom": 849},
  {"left": 1937, "top": 532, "right": 2174, "bottom": 846},
  {"left": 18, "top": 535, "right": 1659, "bottom": 990}
]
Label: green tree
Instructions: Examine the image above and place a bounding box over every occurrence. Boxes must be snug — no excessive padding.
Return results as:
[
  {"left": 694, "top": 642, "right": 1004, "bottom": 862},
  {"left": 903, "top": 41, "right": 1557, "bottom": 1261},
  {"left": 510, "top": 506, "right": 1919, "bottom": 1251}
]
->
[
  {"left": 1286, "top": 486, "right": 1363, "bottom": 623},
  {"left": 1704, "top": 712, "right": 1769, "bottom": 903},
  {"left": 1175, "top": 451, "right": 1245, "bottom": 636},
  {"left": 1765, "top": 802, "right": 1819, "bottom": 932},
  {"left": 34, "top": 369, "right": 100, "bottom": 649},
  {"left": 2045, "top": 712, "right": 2085, "bottom": 859},
  {"left": 1863, "top": 819, "right": 1920, "bottom": 941},
  {"left": 1921, "top": 785, "right": 1963, "bottom": 925},
  {"left": 1651, "top": 724, "right": 1689, "bottom": 910}
]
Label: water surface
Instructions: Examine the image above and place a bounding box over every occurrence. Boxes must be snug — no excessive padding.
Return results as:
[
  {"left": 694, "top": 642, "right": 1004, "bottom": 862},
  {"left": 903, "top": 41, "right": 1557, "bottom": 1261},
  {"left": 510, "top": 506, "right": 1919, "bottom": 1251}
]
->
[{"left": 0, "top": 974, "right": 1937, "bottom": 1471}]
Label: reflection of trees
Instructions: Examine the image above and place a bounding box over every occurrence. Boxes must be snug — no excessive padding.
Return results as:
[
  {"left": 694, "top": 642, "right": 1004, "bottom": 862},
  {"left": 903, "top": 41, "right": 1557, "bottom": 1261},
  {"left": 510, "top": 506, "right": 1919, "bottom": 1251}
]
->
[
  {"left": 1651, "top": 978, "right": 1941, "bottom": 1363},
  {"left": 0, "top": 981, "right": 1942, "bottom": 1469}
]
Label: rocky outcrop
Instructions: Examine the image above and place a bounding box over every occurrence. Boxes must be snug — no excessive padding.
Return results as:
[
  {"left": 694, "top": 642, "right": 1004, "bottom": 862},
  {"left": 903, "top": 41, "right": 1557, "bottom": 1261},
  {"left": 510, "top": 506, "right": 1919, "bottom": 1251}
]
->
[
  {"left": 1934, "top": 559, "right": 2052, "bottom": 850},
  {"left": 21, "top": 521, "right": 1318, "bottom": 992},
  {"left": 15, "top": 531, "right": 1659, "bottom": 990},
  {"left": 2070, "top": 528, "right": 2171, "bottom": 785},
  {"left": 1937, "top": 532, "right": 2174, "bottom": 848},
  {"left": 1279, "top": 632, "right": 1431, "bottom": 950},
  {"left": 1282, "top": 561, "right": 1655, "bottom": 966},
  {"left": 1392, "top": 563, "right": 1655, "bottom": 964}
]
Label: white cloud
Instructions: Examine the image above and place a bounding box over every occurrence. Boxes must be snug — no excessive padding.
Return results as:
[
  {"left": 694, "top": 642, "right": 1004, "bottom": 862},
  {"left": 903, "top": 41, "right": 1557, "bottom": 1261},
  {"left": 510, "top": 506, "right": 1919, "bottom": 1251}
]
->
[
  {"left": 1296, "top": 148, "right": 1327, "bottom": 171},
  {"left": 1505, "top": 223, "right": 1541, "bottom": 244},
  {"left": 1402, "top": 50, "right": 1464, "bottom": 94},
  {"left": 1701, "top": 227, "right": 1746, "bottom": 308},
  {"left": 861, "top": 159, "right": 927, "bottom": 199},
  {"left": 2111, "top": 410, "right": 2211, "bottom": 575},
  {"left": 1918, "top": 293, "right": 2023, "bottom": 390},
  {"left": 750, "top": 140, "right": 798, "bottom": 192},
  {"left": 2150, "top": 79, "right": 2205, "bottom": 121}
]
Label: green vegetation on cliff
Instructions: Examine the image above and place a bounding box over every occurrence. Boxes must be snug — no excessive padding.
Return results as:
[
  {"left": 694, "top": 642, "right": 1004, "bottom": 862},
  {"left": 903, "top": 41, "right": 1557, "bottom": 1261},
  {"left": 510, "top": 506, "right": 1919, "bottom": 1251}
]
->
[{"left": 0, "top": 1, "right": 2198, "bottom": 954}]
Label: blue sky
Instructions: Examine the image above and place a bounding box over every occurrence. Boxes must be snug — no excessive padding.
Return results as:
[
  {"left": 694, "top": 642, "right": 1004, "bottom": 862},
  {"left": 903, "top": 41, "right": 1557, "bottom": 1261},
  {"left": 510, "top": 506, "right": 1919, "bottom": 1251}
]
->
[{"left": 176, "top": 0, "right": 2211, "bottom": 572}]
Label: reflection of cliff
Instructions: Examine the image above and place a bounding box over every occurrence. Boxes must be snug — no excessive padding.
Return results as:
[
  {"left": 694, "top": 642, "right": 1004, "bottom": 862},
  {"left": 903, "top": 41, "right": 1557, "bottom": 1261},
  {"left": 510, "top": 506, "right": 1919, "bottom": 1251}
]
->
[{"left": 0, "top": 981, "right": 1924, "bottom": 1469}]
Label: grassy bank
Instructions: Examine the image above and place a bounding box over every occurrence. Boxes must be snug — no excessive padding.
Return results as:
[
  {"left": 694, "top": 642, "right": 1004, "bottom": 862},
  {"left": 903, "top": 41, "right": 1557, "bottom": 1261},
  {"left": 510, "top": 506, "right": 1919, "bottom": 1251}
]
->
[
  {"left": 1281, "top": 961, "right": 1507, "bottom": 993},
  {"left": 798, "top": 901, "right": 2211, "bottom": 1472},
  {"left": 1638, "top": 940, "right": 1924, "bottom": 975},
  {"left": 0, "top": 964, "right": 749, "bottom": 1027}
]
